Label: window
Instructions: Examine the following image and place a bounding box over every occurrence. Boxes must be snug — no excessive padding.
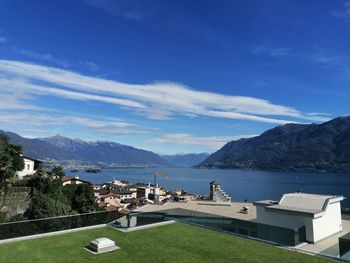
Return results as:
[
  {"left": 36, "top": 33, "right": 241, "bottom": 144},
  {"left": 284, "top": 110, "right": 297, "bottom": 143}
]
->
[{"left": 27, "top": 164, "right": 30, "bottom": 171}]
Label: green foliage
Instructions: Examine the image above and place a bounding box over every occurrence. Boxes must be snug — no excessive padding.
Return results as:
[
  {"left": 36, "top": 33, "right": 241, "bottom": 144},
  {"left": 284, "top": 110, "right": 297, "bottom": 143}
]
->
[
  {"left": 48, "top": 166, "right": 65, "bottom": 179},
  {"left": 0, "top": 134, "right": 24, "bottom": 211},
  {"left": 24, "top": 190, "right": 70, "bottom": 219},
  {"left": 71, "top": 184, "right": 95, "bottom": 213},
  {"left": 25, "top": 167, "right": 97, "bottom": 219},
  {"left": 0, "top": 134, "right": 24, "bottom": 187}
]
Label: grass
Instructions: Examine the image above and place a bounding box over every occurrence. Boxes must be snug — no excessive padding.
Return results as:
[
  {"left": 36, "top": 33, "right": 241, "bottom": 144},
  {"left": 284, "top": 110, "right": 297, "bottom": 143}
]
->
[{"left": 0, "top": 223, "right": 331, "bottom": 263}]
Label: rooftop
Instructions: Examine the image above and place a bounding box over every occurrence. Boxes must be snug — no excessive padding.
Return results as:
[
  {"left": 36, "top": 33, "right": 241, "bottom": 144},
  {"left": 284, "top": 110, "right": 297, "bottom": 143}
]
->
[
  {"left": 279, "top": 193, "right": 344, "bottom": 211},
  {"left": 0, "top": 223, "right": 331, "bottom": 263},
  {"left": 61, "top": 176, "right": 91, "bottom": 184},
  {"left": 136, "top": 200, "right": 257, "bottom": 221},
  {"left": 255, "top": 193, "right": 345, "bottom": 216}
]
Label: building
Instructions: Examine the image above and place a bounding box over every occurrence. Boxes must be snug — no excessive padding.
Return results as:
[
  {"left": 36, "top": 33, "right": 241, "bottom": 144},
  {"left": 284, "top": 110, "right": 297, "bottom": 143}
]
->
[
  {"left": 254, "top": 192, "right": 344, "bottom": 243},
  {"left": 15, "top": 156, "right": 43, "bottom": 180},
  {"left": 209, "top": 180, "right": 231, "bottom": 202},
  {"left": 137, "top": 183, "right": 154, "bottom": 200},
  {"left": 111, "top": 189, "right": 135, "bottom": 201},
  {"left": 61, "top": 176, "right": 91, "bottom": 186},
  {"left": 99, "top": 193, "right": 121, "bottom": 208},
  {"left": 111, "top": 179, "right": 128, "bottom": 187}
]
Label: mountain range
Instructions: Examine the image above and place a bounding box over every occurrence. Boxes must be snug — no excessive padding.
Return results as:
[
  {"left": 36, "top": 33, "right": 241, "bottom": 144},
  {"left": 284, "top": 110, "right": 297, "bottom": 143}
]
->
[
  {"left": 0, "top": 131, "right": 210, "bottom": 168},
  {"left": 198, "top": 116, "right": 350, "bottom": 173},
  {"left": 1, "top": 132, "right": 169, "bottom": 167},
  {"left": 2, "top": 115, "right": 350, "bottom": 172}
]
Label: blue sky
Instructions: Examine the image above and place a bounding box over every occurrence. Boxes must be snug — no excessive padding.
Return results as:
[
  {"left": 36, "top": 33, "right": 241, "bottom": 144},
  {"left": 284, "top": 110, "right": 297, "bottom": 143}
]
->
[{"left": 0, "top": 0, "right": 349, "bottom": 154}]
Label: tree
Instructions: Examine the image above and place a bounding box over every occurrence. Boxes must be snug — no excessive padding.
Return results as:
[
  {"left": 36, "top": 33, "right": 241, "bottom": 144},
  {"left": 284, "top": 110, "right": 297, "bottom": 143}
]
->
[
  {"left": 0, "top": 134, "right": 24, "bottom": 210},
  {"left": 25, "top": 190, "right": 70, "bottom": 219},
  {"left": 71, "top": 184, "right": 95, "bottom": 213},
  {"left": 48, "top": 166, "right": 65, "bottom": 179}
]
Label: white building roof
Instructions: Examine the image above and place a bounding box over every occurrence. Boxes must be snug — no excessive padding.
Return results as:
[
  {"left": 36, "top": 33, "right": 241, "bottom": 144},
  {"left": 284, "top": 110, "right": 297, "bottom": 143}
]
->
[
  {"left": 265, "top": 193, "right": 344, "bottom": 216},
  {"left": 280, "top": 193, "right": 335, "bottom": 210}
]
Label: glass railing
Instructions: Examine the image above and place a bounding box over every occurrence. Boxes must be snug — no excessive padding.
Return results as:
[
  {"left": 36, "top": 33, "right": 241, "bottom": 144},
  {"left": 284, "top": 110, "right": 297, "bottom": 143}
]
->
[
  {"left": 119, "top": 208, "right": 301, "bottom": 246},
  {"left": 0, "top": 210, "right": 123, "bottom": 240}
]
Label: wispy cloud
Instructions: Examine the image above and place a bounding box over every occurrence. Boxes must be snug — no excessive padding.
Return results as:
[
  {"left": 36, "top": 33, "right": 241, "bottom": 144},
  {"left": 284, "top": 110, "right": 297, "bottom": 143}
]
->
[
  {"left": 11, "top": 46, "right": 70, "bottom": 67},
  {"left": 332, "top": 1, "right": 350, "bottom": 23},
  {"left": 0, "top": 59, "right": 320, "bottom": 125},
  {"left": 251, "top": 46, "right": 292, "bottom": 57},
  {"left": 251, "top": 44, "right": 350, "bottom": 69},
  {"left": 0, "top": 36, "right": 6, "bottom": 43},
  {"left": 0, "top": 111, "right": 149, "bottom": 138},
  {"left": 147, "top": 133, "right": 257, "bottom": 150},
  {"left": 80, "top": 61, "right": 99, "bottom": 71}
]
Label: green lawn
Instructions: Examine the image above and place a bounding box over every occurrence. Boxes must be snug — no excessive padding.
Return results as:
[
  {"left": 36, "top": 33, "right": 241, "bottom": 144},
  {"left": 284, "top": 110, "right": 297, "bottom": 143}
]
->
[{"left": 0, "top": 223, "right": 331, "bottom": 263}]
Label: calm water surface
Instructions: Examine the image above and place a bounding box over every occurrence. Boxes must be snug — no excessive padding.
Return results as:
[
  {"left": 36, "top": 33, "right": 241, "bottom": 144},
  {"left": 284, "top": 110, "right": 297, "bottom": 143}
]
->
[{"left": 67, "top": 168, "right": 350, "bottom": 208}]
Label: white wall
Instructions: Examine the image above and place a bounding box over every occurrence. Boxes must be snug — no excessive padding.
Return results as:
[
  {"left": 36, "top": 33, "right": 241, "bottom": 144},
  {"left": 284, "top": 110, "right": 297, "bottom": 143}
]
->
[
  {"left": 311, "top": 202, "right": 342, "bottom": 243},
  {"left": 255, "top": 202, "right": 343, "bottom": 243},
  {"left": 256, "top": 206, "right": 308, "bottom": 229},
  {"left": 62, "top": 180, "right": 80, "bottom": 186},
  {"left": 255, "top": 206, "right": 314, "bottom": 242},
  {"left": 16, "top": 158, "right": 36, "bottom": 180}
]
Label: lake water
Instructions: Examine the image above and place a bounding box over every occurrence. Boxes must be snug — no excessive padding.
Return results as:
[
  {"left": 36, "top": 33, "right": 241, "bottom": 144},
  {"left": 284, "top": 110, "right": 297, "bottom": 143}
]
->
[{"left": 67, "top": 168, "right": 350, "bottom": 208}]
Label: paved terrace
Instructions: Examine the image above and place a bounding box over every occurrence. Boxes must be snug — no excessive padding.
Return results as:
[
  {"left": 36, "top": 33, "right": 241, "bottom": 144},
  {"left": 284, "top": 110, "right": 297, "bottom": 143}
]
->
[
  {"left": 136, "top": 201, "right": 257, "bottom": 221},
  {"left": 298, "top": 219, "right": 350, "bottom": 258}
]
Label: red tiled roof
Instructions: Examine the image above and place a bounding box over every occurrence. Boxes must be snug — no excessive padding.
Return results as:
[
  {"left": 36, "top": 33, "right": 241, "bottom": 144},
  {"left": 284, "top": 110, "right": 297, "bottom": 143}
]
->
[
  {"left": 100, "top": 193, "right": 120, "bottom": 198},
  {"left": 61, "top": 176, "right": 74, "bottom": 182}
]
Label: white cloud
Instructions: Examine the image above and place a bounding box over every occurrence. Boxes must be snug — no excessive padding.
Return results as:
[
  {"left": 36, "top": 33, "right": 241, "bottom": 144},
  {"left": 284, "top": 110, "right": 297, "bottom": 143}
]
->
[
  {"left": 304, "top": 113, "right": 331, "bottom": 122},
  {"left": 148, "top": 133, "right": 257, "bottom": 150},
  {"left": 11, "top": 47, "right": 69, "bottom": 67},
  {"left": 0, "top": 59, "right": 317, "bottom": 125},
  {"left": 0, "top": 111, "right": 149, "bottom": 137},
  {"left": 0, "top": 36, "right": 6, "bottom": 43}
]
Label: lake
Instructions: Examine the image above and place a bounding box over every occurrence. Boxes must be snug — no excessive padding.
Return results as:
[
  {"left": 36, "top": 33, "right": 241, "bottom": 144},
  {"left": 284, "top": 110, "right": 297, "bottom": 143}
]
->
[{"left": 67, "top": 167, "right": 350, "bottom": 208}]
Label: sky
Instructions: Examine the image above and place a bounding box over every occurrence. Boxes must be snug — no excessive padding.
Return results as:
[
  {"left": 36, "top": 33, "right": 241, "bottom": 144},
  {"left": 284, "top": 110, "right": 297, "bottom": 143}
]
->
[{"left": 0, "top": 0, "right": 349, "bottom": 154}]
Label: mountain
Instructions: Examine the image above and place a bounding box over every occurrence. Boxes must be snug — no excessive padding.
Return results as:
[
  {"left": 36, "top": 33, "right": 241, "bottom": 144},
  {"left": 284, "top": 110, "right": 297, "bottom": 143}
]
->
[
  {"left": 197, "top": 116, "right": 350, "bottom": 173},
  {"left": 161, "top": 153, "right": 210, "bottom": 167},
  {"left": 0, "top": 131, "right": 169, "bottom": 167}
]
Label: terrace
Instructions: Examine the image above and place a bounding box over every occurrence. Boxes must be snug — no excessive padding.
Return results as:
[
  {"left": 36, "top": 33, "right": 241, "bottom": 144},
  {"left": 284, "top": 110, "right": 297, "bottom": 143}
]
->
[
  {"left": 136, "top": 200, "right": 350, "bottom": 259},
  {"left": 0, "top": 222, "right": 330, "bottom": 263}
]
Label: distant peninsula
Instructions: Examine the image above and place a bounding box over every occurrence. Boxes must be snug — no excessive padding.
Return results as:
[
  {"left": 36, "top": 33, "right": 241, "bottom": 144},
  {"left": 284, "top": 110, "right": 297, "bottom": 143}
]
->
[{"left": 197, "top": 116, "right": 350, "bottom": 173}]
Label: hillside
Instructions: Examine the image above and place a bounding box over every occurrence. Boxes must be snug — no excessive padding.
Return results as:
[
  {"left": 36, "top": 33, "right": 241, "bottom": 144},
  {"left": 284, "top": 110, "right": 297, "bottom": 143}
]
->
[
  {"left": 197, "top": 116, "right": 350, "bottom": 173},
  {"left": 0, "top": 132, "right": 169, "bottom": 167},
  {"left": 161, "top": 153, "right": 210, "bottom": 167}
]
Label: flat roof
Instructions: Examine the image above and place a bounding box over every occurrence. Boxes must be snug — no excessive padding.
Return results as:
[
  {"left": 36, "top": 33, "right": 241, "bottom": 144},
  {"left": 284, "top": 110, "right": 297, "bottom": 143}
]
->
[
  {"left": 253, "top": 200, "right": 278, "bottom": 206},
  {"left": 280, "top": 193, "right": 343, "bottom": 210},
  {"left": 136, "top": 201, "right": 257, "bottom": 221},
  {"left": 255, "top": 193, "right": 344, "bottom": 216}
]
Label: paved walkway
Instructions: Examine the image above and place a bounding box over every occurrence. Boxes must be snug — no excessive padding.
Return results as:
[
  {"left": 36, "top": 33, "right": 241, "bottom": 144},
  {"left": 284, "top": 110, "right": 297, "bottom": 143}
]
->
[{"left": 297, "top": 219, "right": 350, "bottom": 257}]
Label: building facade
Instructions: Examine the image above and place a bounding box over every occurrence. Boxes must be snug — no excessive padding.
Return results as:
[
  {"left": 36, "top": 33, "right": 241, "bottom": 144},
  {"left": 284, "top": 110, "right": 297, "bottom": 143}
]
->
[
  {"left": 254, "top": 193, "right": 344, "bottom": 243},
  {"left": 15, "top": 156, "right": 42, "bottom": 180}
]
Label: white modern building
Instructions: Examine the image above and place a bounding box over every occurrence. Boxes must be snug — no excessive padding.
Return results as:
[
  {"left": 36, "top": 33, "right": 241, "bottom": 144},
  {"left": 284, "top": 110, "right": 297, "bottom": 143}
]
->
[
  {"left": 254, "top": 192, "right": 344, "bottom": 243},
  {"left": 15, "top": 156, "right": 42, "bottom": 180}
]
